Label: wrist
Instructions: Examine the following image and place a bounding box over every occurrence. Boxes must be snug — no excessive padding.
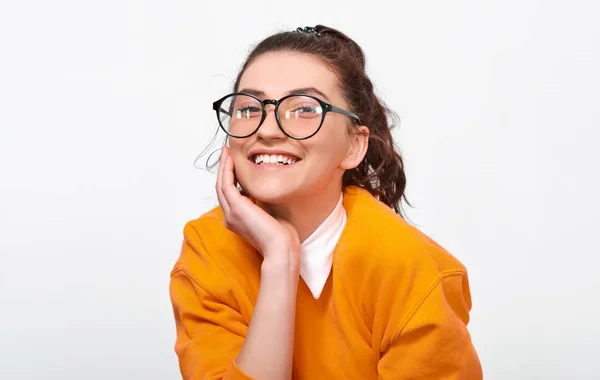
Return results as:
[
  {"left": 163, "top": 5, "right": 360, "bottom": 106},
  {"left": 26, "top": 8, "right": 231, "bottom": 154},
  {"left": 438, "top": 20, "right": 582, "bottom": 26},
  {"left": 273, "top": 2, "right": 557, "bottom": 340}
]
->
[{"left": 261, "top": 255, "right": 300, "bottom": 278}]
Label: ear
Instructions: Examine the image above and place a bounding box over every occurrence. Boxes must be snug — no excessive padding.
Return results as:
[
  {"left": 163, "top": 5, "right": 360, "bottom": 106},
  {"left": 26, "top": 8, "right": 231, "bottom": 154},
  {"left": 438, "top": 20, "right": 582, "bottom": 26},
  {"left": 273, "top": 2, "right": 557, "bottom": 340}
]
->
[{"left": 340, "top": 126, "right": 369, "bottom": 170}]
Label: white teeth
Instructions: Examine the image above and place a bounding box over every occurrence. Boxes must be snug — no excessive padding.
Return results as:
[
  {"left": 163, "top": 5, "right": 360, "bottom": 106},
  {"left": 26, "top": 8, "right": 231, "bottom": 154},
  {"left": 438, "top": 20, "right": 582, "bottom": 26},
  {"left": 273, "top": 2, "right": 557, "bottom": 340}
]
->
[{"left": 253, "top": 154, "right": 298, "bottom": 165}]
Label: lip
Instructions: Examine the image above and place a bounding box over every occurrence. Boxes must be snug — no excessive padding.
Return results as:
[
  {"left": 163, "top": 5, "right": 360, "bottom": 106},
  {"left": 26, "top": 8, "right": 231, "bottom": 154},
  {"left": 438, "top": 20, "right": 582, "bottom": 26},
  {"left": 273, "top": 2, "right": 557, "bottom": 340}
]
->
[
  {"left": 247, "top": 148, "right": 302, "bottom": 171},
  {"left": 249, "top": 160, "right": 300, "bottom": 171}
]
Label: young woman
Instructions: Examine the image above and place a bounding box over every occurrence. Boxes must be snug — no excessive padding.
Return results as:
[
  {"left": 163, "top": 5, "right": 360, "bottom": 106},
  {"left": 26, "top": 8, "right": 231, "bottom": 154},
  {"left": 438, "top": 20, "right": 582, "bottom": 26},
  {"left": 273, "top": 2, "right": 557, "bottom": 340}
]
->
[{"left": 170, "top": 25, "right": 482, "bottom": 379}]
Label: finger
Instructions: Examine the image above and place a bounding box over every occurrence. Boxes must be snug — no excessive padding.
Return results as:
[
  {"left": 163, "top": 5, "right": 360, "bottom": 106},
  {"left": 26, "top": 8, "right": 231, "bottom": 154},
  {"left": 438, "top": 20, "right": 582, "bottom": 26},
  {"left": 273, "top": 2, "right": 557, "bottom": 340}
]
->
[
  {"left": 215, "top": 148, "right": 230, "bottom": 215},
  {"left": 219, "top": 148, "right": 272, "bottom": 246},
  {"left": 221, "top": 146, "right": 244, "bottom": 205},
  {"left": 221, "top": 147, "right": 259, "bottom": 225}
]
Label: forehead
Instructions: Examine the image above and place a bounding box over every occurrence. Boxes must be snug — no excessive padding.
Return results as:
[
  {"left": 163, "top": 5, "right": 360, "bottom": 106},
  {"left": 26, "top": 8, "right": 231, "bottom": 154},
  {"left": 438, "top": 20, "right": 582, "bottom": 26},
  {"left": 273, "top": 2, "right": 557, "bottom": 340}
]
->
[{"left": 238, "top": 52, "right": 339, "bottom": 99}]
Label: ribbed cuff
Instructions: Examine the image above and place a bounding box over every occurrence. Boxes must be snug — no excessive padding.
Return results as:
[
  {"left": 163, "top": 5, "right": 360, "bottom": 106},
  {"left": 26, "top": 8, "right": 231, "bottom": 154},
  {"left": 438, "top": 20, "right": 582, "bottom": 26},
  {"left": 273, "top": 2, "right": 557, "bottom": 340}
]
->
[{"left": 224, "top": 360, "right": 255, "bottom": 380}]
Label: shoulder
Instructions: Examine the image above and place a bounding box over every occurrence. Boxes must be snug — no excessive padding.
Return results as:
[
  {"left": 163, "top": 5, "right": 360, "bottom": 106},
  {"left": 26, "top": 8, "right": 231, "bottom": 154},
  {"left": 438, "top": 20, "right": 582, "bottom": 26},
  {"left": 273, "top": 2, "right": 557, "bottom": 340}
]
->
[
  {"left": 338, "top": 187, "right": 474, "bottom": 334},
  {"left": 180, "top": 205, "right": 229, "bottom": 249},
  {"left": 171, "top": 205, "right": 260, "bottom": 292},
  {"left": 340, "top": 186, "right": 467, "bottom": 277}
]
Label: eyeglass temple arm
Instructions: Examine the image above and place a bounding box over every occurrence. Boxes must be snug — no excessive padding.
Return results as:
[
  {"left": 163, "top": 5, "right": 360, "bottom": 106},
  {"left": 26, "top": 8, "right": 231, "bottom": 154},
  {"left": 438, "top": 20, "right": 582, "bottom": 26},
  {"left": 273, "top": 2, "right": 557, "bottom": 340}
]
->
[
  {"left": 329, "top": 105, "right": 361, "bottom": 124},
  {"left": 213, "top": 101, "right": 232, "bottom": 117}
]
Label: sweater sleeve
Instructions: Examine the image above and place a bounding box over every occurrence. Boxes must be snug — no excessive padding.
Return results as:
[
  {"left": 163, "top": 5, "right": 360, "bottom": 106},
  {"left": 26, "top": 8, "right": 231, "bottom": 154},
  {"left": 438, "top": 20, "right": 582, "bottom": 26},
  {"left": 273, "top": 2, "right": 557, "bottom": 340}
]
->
[
  {"left": 170, "top": 219, "right": 256, "bottom": 380},
  {"left": 377, "top": 271, "right": 483, "bottom": 380},
  {"left": 170, "top": 269, "right": 254, "bottom": 380}
]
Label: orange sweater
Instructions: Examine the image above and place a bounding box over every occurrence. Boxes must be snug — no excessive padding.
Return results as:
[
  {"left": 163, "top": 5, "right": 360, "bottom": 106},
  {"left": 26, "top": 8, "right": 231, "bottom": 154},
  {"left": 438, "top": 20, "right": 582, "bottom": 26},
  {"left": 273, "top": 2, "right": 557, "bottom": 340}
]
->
[{"left": 170, "top": 186, "right": 482, "bottom": 379}]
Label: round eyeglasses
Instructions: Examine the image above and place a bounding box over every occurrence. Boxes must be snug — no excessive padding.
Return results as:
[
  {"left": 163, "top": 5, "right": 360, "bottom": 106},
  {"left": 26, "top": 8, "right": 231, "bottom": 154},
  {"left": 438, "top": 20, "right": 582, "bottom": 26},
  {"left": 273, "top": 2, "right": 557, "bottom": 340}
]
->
[{"left": 212, "top": 92, "right": 361, "bottom": 140}]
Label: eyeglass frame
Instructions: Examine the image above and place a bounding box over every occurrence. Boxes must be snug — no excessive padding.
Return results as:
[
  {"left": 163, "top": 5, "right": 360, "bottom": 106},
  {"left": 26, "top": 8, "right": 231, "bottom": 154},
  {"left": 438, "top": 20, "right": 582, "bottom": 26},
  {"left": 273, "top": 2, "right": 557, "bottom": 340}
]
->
[{"left": 212, "top": 92, "right": 361, "bottom": 140}]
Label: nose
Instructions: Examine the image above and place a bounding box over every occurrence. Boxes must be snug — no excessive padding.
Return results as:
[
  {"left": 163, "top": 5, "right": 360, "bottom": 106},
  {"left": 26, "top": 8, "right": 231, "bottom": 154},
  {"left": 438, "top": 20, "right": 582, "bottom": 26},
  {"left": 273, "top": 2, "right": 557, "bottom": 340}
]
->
[{"left": 256, "top": 105, "right": 286, "bottom": 141}]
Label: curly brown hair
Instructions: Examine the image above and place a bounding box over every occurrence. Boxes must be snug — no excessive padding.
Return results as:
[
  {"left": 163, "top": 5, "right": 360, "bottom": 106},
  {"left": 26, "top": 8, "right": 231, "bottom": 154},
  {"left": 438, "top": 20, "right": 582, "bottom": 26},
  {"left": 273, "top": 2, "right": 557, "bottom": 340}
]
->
[{"left": 232, "top": 25, "right": 410, "bottom": 216}]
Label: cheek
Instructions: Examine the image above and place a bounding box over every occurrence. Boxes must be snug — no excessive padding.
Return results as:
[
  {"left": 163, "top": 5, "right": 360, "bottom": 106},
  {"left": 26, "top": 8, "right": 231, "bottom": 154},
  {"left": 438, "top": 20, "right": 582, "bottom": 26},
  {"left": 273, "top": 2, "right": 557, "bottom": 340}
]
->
[
  {"left": 316, "top": 122, "right": 350, "bottom": 157},
  {"left": 229, "top": 137, "right": 250, "bottom": 161},
  {"left": 228, "top": 140, "right": 250, "bottom": 177},
  {"left": 305, "top": 128, "right": 350, "bottom": 170}
]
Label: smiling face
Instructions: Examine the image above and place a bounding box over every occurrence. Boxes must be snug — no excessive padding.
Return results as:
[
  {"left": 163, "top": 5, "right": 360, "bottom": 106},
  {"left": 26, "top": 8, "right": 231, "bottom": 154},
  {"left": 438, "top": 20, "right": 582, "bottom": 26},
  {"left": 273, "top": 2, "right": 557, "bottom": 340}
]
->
[{"left": 229, "top": 51, "right": 368, "bottom": 205}]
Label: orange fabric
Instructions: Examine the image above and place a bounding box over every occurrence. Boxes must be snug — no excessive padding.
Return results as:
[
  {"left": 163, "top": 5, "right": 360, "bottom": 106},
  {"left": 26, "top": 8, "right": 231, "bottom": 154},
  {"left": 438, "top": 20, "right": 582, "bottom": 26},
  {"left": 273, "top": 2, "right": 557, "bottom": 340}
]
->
[{"left": 170, "top": 186, "right": 482, "bottom": 379}]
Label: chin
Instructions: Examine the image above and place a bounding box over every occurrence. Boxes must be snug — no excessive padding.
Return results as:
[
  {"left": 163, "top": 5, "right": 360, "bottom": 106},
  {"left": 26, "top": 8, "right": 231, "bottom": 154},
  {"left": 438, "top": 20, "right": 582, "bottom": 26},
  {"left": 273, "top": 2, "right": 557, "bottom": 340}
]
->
[{"left": 240, "top": 178, "right": 299, "bottom": 205}]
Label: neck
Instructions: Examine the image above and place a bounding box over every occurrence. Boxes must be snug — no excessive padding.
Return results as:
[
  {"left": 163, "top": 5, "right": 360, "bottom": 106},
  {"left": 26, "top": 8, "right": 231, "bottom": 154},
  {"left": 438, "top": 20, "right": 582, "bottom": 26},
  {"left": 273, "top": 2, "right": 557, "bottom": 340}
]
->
[{"left": 265, "top": 182, "right": 343, "bottom": 242}]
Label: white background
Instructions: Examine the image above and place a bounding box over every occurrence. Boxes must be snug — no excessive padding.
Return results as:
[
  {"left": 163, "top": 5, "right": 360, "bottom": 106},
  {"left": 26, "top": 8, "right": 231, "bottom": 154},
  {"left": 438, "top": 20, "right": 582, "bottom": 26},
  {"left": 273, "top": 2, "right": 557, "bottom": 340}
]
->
[{"left": 1, "top": 0, "right": 598, "bottom": 379}]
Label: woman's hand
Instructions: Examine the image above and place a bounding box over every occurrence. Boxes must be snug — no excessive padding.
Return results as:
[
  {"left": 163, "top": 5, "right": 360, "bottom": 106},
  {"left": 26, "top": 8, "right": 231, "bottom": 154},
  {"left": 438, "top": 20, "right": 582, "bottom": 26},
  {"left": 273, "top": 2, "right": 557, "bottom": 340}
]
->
[{"left": 216, "top": 146, "right": 300, "bottom": 267}]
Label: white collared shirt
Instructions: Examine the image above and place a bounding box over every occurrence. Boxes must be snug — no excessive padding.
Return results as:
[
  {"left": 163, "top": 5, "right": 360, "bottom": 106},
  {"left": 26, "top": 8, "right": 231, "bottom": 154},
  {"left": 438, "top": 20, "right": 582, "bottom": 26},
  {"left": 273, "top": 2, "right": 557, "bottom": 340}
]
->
[{"left": 299, "top": 193, "right": 347, "bottom": 299}]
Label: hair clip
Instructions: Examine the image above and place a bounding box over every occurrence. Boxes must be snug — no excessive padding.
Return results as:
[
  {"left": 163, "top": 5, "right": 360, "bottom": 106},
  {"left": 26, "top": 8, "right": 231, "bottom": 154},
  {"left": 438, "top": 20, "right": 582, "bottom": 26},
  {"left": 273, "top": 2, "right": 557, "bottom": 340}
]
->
[{"left": 295, "top": 26, "right": 323, "bottom": 37}]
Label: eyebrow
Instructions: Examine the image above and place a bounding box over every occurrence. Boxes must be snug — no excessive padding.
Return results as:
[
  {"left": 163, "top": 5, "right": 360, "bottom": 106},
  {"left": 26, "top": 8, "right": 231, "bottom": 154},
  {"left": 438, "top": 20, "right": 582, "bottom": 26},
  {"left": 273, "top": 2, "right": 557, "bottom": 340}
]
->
[{"left": 238, "top": 87, "right": 331, "bottom": 102}]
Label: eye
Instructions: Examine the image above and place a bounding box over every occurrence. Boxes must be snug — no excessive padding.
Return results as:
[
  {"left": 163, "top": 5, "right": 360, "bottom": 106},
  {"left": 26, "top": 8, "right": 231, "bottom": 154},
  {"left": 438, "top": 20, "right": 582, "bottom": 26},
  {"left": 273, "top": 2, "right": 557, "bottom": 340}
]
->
[
  {"left": 285, "top": 104, "right": 323, "bottom": 119},
  {"left": 294, "top": 105, "right": 319, "bottom": 113},
  {"left": 238, "top": 105, "right": 262, "bottom": 112},
  {"left": 235, "top": 105, "right": 262, "bottom": 119}
]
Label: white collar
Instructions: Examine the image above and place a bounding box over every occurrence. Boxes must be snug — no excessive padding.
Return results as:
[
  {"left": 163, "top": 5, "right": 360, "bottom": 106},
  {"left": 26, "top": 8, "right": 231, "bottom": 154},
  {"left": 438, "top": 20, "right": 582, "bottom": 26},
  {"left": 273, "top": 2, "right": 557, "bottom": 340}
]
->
[{"left": 299, "top": 193, "right": 347, "bottom": 299}]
